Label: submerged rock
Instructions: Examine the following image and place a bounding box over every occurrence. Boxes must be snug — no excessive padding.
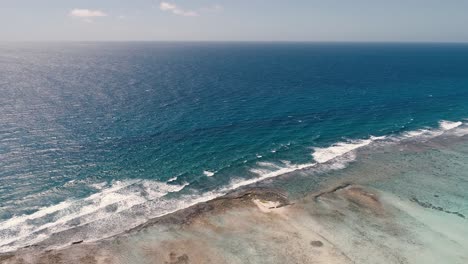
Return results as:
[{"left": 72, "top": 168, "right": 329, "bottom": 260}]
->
[{"left": 310, "top": 240, "right": 324, "bottom": 247}]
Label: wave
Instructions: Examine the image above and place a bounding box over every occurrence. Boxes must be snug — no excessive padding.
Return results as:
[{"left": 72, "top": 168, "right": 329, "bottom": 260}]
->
[
  {"left": 230, "top": 119, "right": 467, "bottom": 195},
  {"left": 439, "top": 120, "right": 462, "bottom": 130},
  {"left": 311, "top": 120, "right": 465, "bottom": 165},
  {"left": 401, "top": 120, "right": 463, "bottom": 139},
  {"left": 0, "top": 180, "right": 188, "bottom": 252},
  {"left": 241, "top": 161, "right": 318, "bottom": 188},
  {"left": 203, "top": 170, "right": 215, "bottom": 177},
  {"left": 1, "top": 119, "right": 466, "bottom": 253},
  {"left": 312, "top": 138, "right": 376, "bottom": 164}
]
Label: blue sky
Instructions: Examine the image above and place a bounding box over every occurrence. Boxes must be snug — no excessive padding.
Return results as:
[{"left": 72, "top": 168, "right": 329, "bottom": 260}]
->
[{"left": 1, "top": 0, "right": 468, "bottom": 42}]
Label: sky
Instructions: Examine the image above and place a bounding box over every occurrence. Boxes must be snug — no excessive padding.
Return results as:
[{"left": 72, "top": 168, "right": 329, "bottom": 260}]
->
[{"left": 1, "top": 0, "right": 468, "bottom": 42}]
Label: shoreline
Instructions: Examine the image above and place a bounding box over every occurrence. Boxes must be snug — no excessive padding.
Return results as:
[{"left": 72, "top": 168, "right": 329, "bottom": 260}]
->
[
  {"left": 0, "top": 182, "right": 372, "bottom": 262},
  {"left": 2, "top": 126, "right": 468, "bottom": 263},
  {"left": 2, "top": 177, "right": 467, "bottom": 263},
  {"left": 1, "top": 186, "right": 292, "bottom": 253},
  {"left": 1, "top": 119, "right": 466, "bottom": 254}
]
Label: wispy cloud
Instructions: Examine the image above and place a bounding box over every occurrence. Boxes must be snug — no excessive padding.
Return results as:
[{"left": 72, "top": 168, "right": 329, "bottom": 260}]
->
[
  {"left": 69, "top": 9, "right": 108, "bottom": 23},
  {"left": 159, "top": 2, "right": 199, "bottom": 17},
  {"left": 69, "top": 9, "right": 108, "bottom": 18}
]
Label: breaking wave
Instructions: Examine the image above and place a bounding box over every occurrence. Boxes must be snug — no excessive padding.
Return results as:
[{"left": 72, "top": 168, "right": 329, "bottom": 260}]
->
[{"left": 0, "top": 119, "right": 466, "bottom": 253}]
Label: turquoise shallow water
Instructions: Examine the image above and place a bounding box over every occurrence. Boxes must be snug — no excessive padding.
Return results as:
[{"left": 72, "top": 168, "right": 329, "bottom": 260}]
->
[
  {"left": 113, "top": 129, "right": 468, "bottom": 264},
  {"left": 0, "top": 42, "right": 468, "bottom": 251}
]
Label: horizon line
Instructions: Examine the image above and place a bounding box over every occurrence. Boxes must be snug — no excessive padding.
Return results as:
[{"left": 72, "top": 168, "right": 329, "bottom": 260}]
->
[{"left": 1, "top": 40, "right": 468, "bottom": 45}]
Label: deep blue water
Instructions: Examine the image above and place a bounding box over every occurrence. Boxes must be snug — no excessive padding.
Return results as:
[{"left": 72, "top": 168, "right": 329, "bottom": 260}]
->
[{"left": 1, "top": 42, "right": 468, "bottom": 251}]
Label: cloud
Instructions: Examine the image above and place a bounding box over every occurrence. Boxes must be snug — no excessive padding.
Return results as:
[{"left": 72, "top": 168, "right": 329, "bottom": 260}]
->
[
  {"left": 159, "top": 2, "right": 199, "bottom": 17},
  {"left": 69, "top": 9, "right": 108, "bottom": 18},
  {"left": 160, "top": 2, "right": 177, "bottom": 11},
  {"left": 69, "top": 9, "right": 108, "bottom": 23}
]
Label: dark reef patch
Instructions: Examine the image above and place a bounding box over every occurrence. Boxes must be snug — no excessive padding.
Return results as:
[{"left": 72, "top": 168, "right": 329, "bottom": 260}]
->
[
  {"left": 310, "top": 240, "right": 324, "bottom": 247},
  {"left": 410, "top": 197, "right": 465, "bottom": 219}
]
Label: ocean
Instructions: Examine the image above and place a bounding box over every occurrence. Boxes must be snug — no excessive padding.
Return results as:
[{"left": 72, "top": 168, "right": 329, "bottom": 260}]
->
[{"left": 1, "top": 42, "right": 468, "bottom": 252}]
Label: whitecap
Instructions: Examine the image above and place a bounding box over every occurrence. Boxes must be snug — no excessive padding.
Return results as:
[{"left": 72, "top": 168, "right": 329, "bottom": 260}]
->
[
  {"left": 312, "top": 139, "right": 373, "bottom": 164},
  {"left": 0, "top": 179, "right": 187, "bottom": 252},
  {"left": 203, "top": 171, "right": 215, "bottom": 177},
  {"left": 167, "top": 176, "right": 178, "bottom": 182},
  {"left": 439, "top": 120, "right": 462, "bottom": 131},
  {"left": 401, "top": 120, "right": 464, "bottom": 139},
  {"left": 2, "top": 118, "right": 466, "bottom": 253},
  {"left": 240, "top": 161, "right": 317, "bottom": 189}
]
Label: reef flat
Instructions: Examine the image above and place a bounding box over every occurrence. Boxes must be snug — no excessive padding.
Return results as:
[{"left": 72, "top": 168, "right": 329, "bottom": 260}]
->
[
  {"left": 2, "top": 179, "right": 467, "bottom": 264},
  {"left": 2, "top": 126, "right": 468, "bottom": 264}
]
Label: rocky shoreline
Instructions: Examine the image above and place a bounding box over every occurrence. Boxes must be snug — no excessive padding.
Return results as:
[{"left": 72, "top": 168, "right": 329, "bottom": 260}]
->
[
  {"left": 3, "top": 178, "right": 466, "bottom": 264},
  {"left": 0, "top": 187, "right": 283, "bottom": 262}
]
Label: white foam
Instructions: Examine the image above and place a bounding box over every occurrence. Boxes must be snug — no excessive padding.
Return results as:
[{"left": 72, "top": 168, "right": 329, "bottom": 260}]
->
[
  {"left": 451, "top": 126, "right": 468, "bottom": 137},
  {"left": 312, "top": 139, "right": 373, "bottom": 164},
  {"left": 439, "top": 120, "right": 467, "bottom": 137},
  {"left": 202, "top": 119, "right": 468, "bottom": 225},
  {"left": 167, "top": 176, "right": 178, "bottom": 182},
  {"left": 403, "top": 129, "right": 431, "bottom": 138},
  {"left": 0, "top": 179, "right": 187, "bottom": 252},
  {"left": 310, "top": 120, "right": 466, "bottom": 166},
  {"left": 90, "top": 182, "right": 107, "bottom": 190},
  {"left": 2, "top": 119, "right": 466, "bottom": 253},
  {"left": 401, "top": 120, "right": 464, "bottom": 140},
  {"left": 370, "top": 135, "right": 387, "bottom": 140},
  {"left": 203, "top": 170, "right": 215, "bottom": 177},
  {"left": 439, "top": 120, "right": 462, "bottom": 131},
  {"left": 0, "top": 201, "right": 72, "bottom": 230},
  {"left": 243, "top": 161, "right": 317, "bottom": 189}
]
